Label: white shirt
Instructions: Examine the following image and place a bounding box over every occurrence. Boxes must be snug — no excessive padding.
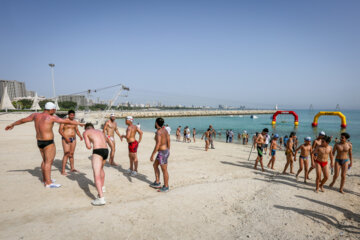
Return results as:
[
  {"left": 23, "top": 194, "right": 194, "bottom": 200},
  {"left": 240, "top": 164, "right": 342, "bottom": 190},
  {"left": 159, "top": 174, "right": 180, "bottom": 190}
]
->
[
  {"left": 165, "top": 126, "right": 171, "bottom": 135},
  {"left": 265, "top": 135, "right": 271, "bottom": 144}
]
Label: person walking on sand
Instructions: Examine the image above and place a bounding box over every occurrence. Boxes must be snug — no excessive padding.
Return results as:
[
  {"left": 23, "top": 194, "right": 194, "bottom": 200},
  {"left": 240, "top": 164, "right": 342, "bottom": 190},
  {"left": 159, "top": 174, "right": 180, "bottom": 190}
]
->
[
  {"left": 83, "top": 123, "right": 109, "bottom": 206},
  {"left": 313, "top": 135, "right": 334, "bottom": 193},
  {"left": 186, "top": 126, "right": 191, "bottom": 143},
  {"left": 176, "top": 126, "right": 181, "bottom": 142},
  {"left": 209, "top": 125, "right": 216, "bottom": 149},
  {"left": 329, "top": 132, "right": 353, "bottom": 194},
  {"left": 103, "top": 113, "right": 122, "bottom": 166},
  {"left": 165, "top": 124, "right": 171, "bottom": 135},
  {"left": 228, "top": 129, "right": 234, "bottom": 143},
  {"left": 121, "top": 116, "right": 143, "bottom": 176},
  {"left": 150, "top": 118, "right": 170, "bottom": 192},
  {"left": 282, "top": 132, "right": 297, "bottom": 175},
  {"left": 59, "top": 110, "right": 83, "bottom": 176},
  {"left": 201, "top": 128, "right": 211, "bottom": 151},
  {"left": 307, "top": 131, "right": 326, "bottom": 177},
  {"left": 279, "top": 137, "right": 283, "bottom": 150},
  {"left": 254, "top": 128, "right": 269, "bottom": 172},
  {"left": 193, "top": 128, "right": 196, "bottom": 143},
  {"left": 267, "top": 134, "right": 279, "bottom": 169},
  {"left": 5, "top": 102, "right": 84, "bottom": 188},
  {"left": 294, "top": 137, "right": 313, "bottom": 183},
  {"left": 264, "top": 133, "right": 271, "bottom": 154}
]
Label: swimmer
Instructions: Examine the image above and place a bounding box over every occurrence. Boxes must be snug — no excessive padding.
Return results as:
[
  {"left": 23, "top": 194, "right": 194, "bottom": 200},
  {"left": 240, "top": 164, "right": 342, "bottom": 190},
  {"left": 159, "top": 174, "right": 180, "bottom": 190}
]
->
[
  {"left": 307, "top": 131, "right": 326, "bottom": 178},
  {"left": 5, "top": 102, "right": 84, "bottom": 188},
  {"left": 150, "top": 118, "right": 170, "bottom": 192},
  {"left": 313, "top": 135, "right": 334, "bottom": 193},
  {"left": 267, "top": 134, "right": 279, "bottom": 170},
  {"left": 83, "top": 123, "right": 108, "bottom": 206},
  {"left": 294, "top": 137, "right": 313, "bottom": 183},
  {"left": 59, "top": 110, "right": 83, "bottom": 175},
  {"left": 282, "top": 132, "right": 296, "bottom": 174},
  {"left": 254, "top": 128, "right": 269, "bottom": 172},
  {"left": 103, "top": 113, "right": 122, "bottom": 165},
  {"left": 329, "top": 133, "right": 353, "bottom": 194},
  {"left": 201, "top": 128, "right": 211, "bottom": 151},
  {"left": 121, "top": 116, "right": 143, "bottom": 176}
]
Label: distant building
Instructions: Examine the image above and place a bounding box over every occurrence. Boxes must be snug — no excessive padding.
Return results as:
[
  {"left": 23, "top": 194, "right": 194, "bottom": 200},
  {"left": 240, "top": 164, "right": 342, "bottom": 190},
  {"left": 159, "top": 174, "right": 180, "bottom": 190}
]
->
[
  {"left": 0, "top": 80, "right": 28, "bottom": 100},
  {"left": 58, "top": 95, "right": 88, "bottom": 106},
  {"left": 26, "top": 90, "right": 36, "bottom": 97}
]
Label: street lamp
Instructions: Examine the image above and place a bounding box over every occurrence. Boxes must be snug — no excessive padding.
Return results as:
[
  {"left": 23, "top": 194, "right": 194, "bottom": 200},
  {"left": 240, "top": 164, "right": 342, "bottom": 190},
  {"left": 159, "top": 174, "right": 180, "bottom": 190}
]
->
[{"left": 48, "top": 63, "right": 56, "bottom": 99}]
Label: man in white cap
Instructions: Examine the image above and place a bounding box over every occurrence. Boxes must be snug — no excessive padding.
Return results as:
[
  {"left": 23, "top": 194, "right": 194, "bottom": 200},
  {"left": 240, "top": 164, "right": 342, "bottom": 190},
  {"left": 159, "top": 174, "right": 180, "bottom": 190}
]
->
[
  {"left": 103, "top": 113, "right": 122, "bottom": 165},
  {"left": 121, "top": 116, "right": 143, "bottom": 176},
  {"left": 307, "top": 131, "right": 326, "bottom": 178},
  {"left": 5, "top": 102, "right": 84, "bottom": 188}
]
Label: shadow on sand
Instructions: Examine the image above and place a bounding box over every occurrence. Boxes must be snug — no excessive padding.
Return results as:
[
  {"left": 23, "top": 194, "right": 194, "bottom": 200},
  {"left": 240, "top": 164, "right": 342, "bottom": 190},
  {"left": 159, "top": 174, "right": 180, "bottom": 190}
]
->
[
  {"left": 274, "top": 195, "right": 360, "bottom": 234},
  {"left": 106, "top": 162, "right": 153, "bottom": 185}
]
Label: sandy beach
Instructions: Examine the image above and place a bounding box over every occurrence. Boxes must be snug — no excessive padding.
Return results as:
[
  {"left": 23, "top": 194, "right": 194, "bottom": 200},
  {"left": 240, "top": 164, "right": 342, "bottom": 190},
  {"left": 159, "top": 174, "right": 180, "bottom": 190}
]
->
[{"left": 0, "top": 113, "right": 359, "bottom": 240}]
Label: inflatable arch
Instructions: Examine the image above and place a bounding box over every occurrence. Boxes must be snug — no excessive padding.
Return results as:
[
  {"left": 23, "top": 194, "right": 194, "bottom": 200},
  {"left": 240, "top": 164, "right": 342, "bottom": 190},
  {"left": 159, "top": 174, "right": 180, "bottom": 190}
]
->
[
  {"left": 312, "top": 111, "right": 347, "bottom": 128},
  {"left": 272, "top": 111, "right": 299, "bottom": 126}
]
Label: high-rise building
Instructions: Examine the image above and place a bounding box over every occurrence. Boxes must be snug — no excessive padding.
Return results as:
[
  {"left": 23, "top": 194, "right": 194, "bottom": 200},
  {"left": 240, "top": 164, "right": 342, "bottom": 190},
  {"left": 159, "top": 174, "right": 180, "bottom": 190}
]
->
[
  {"left": 0, "top": 80, "right": 28, "bottom": 100},
  {"left": 58, "top": 95, "right": 88, "bottom": 106}
]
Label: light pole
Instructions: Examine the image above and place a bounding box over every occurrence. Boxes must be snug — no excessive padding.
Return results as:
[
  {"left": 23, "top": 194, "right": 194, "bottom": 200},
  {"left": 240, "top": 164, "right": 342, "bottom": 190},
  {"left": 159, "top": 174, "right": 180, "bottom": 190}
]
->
[{"left": 48, "top": 63, "right": 56, "bottom": 99}]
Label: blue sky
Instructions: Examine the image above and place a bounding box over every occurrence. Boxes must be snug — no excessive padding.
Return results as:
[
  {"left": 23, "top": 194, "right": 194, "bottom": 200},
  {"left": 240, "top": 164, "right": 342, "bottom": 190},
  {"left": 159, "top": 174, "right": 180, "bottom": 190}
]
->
[{"left": 1, "top": 0, "right": 359, "bottom": 109}]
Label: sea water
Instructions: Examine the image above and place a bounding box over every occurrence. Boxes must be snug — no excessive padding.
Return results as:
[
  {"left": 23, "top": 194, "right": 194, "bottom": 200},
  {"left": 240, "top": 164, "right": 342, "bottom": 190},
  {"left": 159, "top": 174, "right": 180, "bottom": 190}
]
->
[{"left": 116, "top": 110, "right": 360, "bottom": 158}]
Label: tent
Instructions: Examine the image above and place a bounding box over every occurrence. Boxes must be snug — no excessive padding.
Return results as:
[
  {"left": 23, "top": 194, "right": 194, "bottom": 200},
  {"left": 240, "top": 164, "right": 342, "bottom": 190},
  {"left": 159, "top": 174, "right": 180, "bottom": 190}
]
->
[
  {"left": 30, "top": 93, "right": 41, "bottom": 111},
  {"left": 55, "top": 98, "right": 60, "bottom": 110},
  {"left": 0, "top": 85, "right": 16, "bottom": 111}
]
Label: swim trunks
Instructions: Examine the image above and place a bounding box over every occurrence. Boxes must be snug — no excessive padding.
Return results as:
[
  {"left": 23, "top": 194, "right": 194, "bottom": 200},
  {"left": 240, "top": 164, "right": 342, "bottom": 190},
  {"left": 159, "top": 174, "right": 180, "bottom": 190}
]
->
[
  {"left": 271, "top": 149, "right": 276, "bottom": 156},
  {"left": 93, "top": 148, "right": 109, "bottom": 160},
  {"left": 285, "top": 149, "right": 293, "bottom": 156},
  {"left": 62, "top": 137, "right": 76, "bottom": 143},
  {"left": 257, "top": 145, "right": 264, "bottom": 157},
  {"left": 128, "top": 140, "right": 139, "bottom": 153},
  {"left": 107, "top": 136, "right": 114, "bottom": 142},
  {"left": 37, "top": 140, "right": 54, "bottom": 149},
  {"left": 315, "top": 160, "right": 328, "bottom": 168},
  {"left": 300, "top": 156, "right": 308, "bottom": 161},
  {"left": 335, "top": 159, "right": 349, "bottom": 166},
  {"left": 156, "top": 149, "right": 170, "bottom": 165}
]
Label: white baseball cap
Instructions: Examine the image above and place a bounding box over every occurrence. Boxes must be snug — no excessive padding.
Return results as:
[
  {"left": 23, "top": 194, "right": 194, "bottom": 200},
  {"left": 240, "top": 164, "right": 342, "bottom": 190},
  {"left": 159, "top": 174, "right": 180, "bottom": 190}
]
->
[
  {"left": 110, "top": 113, "right": 115, "bottom": 117},
  {"left": 126, "top": 116, "right": 133, "bottom": 122},
  {"left": 44, "top": 102, "right": 56, "bottom": 110},
  {"left": 319, "top": 131, "right": 326, "bottom": 136}
]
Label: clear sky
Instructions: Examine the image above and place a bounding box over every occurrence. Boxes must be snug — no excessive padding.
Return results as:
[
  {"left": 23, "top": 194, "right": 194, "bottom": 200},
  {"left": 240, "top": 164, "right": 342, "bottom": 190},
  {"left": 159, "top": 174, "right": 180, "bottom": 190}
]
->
[{"left": 1, "top": 0, "right": 359, "bottom": 109}]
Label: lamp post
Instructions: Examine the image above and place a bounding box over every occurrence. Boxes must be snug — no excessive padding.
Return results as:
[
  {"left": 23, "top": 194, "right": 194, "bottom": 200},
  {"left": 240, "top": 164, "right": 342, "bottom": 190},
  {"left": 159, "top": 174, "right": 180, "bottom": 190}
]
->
[{"left": 48, "top": 63, "right": 56, "bottom": 99}]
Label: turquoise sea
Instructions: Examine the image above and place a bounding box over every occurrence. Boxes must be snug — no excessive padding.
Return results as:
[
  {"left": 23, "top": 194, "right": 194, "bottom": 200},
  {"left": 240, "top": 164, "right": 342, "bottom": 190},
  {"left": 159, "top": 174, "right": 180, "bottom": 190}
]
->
[{"left": 116, "top": 110, "right": 360, "bottom": 158}]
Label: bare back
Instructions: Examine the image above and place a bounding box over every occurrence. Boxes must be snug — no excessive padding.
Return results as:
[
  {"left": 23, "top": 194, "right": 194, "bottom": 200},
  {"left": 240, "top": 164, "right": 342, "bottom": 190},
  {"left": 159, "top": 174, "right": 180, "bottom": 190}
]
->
[
  {"left": 126, "top": 124, "right": 142, "bottom": 143},
  {"left": 84, "top": 129, "right": 108, "bottom": 149},
  {"left": 157, "top": 128, "right": 170, "bottom": 151}
]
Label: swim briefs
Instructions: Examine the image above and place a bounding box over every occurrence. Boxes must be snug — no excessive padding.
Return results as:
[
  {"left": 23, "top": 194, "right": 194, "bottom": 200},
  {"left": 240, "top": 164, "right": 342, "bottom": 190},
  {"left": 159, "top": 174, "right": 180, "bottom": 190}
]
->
[
  {"left": 107, "top": 135, "right": 115, "bottom": 142},
  {"left": 37, "top": 140, "right": 54, "bottom": 149},
  {"left": 335, "top": 159, "right": 349, "bottom": 166},
  {"left": 315, "top": 160, "right": 328, "bottom": 168},
  {"left": 62, "top": 137, "right": 76, "bottom": 143},
  {"left": 300, "top": 156, "right": 308, "bottom": 161},
  {"left": 128, "top": 140, "right": 139, "bottom": 153},
  {"left": 93, "top": 148, "right": 109, "bottom": 160},
  {"left": 156, "top": 149, "right": 170, "bottom": 165}
]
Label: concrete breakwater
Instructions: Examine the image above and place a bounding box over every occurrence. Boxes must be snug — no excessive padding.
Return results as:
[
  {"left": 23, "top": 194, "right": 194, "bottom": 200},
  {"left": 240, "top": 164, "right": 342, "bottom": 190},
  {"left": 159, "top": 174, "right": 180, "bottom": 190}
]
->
[{"left": 79, "top": 109, "right": 276, "bottom": 120}]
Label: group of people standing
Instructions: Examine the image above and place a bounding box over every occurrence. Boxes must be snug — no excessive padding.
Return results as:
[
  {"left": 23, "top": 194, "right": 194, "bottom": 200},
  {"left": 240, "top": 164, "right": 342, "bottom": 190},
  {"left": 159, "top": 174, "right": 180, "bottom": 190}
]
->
[
  {"left": 253, "top": 128, "right": 353, "bottom": 193},
  {"left": 176, "top": 126, "right": 196, "bottom": 143},
  {"left": 5, "top": 102, "right": 171, "bottom": 206}
]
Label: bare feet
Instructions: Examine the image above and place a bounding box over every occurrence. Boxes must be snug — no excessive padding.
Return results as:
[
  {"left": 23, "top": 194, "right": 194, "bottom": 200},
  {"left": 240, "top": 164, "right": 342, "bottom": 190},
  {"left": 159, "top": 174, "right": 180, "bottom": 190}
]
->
[
  {"left": 339, "top": 189, "right": 345, "bottom": 194},
  {"left": 296, "top": 175, "right": 299, "bottom": 181},
  {"left": 110, "top": 162, "right": 118, "bottom": 166},
  {"left": 290, "top": 172, "right": 295, "bottom": 174},
  {"left": 282, "top": 172, "right": 289, "bottom": 175},
  {"left": 315, "top": 189, "right": 319, "bottom": 193},
  {"left": 304, "top": 180, "right": 307, "bottom": 184},
  {"left": 329, "top": 182, "right": 334, "bottom": 188},
  {"left": 61, "top": 172, "right": 68, "bottom": 176},
  {"left": 320, "top": 186, "right": 325, "bottom": 192},
  {"left": 70, "top": 169, "right": 78, "bottom": 172}
]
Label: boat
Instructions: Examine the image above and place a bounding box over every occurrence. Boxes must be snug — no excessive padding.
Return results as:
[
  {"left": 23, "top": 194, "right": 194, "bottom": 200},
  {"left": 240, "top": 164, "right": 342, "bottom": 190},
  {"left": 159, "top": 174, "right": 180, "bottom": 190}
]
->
[{"left": 250, "top": 115, "right": 258, "bottom": 119}]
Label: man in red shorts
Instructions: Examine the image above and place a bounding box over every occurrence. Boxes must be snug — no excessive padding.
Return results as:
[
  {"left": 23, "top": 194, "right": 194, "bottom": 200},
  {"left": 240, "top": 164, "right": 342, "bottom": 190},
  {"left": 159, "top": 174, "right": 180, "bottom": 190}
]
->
[{"left": 121, "top": 116, "right": 143, "bottom": 176}]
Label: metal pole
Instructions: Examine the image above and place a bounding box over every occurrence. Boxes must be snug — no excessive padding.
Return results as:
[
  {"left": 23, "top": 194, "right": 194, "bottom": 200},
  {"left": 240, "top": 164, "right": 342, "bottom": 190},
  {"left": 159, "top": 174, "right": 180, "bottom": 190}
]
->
[{"left": 49, "top": 63, "right": 56, "bottom": 99}]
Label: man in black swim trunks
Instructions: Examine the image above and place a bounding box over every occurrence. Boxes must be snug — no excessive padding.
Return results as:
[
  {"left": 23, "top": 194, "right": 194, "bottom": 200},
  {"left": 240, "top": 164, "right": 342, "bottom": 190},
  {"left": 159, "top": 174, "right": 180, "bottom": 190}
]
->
[
  {"left": 5, "top": 102, "right": 84, "bottom": 188},
  {"left": 253, "top": 128, "right": 269, "bottom": 172},
  {"left": 83, "top": 123, "right": 109, "bottom": 206}
]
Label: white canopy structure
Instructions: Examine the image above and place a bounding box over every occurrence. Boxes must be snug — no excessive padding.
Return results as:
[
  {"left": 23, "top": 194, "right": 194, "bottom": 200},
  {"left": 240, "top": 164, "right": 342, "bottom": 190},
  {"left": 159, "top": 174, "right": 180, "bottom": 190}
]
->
[
  {"left": 30, "top": 93, "right": 41, "bottom": 111},
  {"left": 0, "top": 85, "right": 15, "bottom": 111}
]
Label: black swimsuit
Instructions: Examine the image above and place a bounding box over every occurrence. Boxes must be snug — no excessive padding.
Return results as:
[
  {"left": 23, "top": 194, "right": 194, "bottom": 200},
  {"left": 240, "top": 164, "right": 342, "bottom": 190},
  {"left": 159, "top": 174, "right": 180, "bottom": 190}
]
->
[
  {"left": 37, "top": 140, "right": 54, "bottom": 149},
  {"left": 93, "top": 148, "right": 109, "bottom": 160}
]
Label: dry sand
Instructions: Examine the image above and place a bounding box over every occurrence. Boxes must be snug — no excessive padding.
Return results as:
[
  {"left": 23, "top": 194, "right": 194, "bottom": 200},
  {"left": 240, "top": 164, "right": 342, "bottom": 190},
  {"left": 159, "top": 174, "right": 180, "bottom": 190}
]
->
[{"left": 0, "top": 113, "right": 359, "bottom": 240}]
